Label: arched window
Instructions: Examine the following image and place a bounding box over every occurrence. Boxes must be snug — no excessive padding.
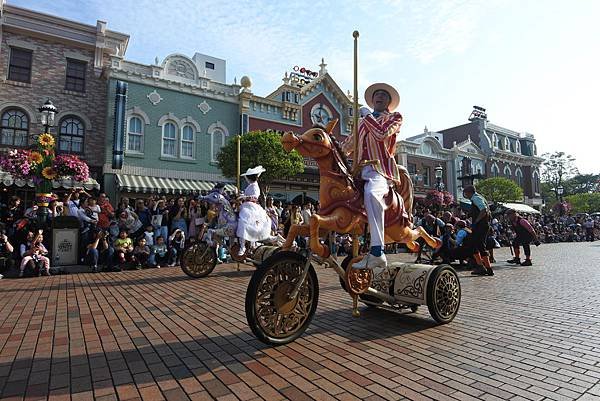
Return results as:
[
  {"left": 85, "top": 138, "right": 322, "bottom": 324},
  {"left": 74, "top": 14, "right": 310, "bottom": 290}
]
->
[
  {"left": 533, "top": 171, "right": 540, "bottom": 194},
  {"left": 504, "top": 137, "right": 509, "bottom": 151},
  {"left": 503, "top": 166, "right": 512, "bottom": 178},
  {"left": 180, "top": 125, "right": 195, "bottom": 159},
  {"left": 1, "top": 108, "right": 29, "bottom": 147},
  {"left": 515, "top": 141, "right": 521, "bottom": 154},
  {"left": 211, "top": 128, "right": 224, "bottom": 162},
  {"left": 492, "top": 133, "right": 498, "bottom": 148},
  {"left": 515, "top": 168, "right": 523, "bottom": 187},
  {"left": 491, "top": 163, "right": 500, "bottom": 177},
  {"left": 162, "top": 122, "right": 177, "bottom": 157},
  {"left": 58, "top": 116, "right": 85, "bottom": 153},
  {"left": 127, "top": 116, "right": 144, "bottom": 153}
]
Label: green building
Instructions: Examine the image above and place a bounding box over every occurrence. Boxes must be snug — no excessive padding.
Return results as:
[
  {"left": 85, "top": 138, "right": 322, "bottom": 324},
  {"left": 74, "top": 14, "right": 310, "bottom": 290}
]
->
[{"left": 103, "top": 52, "right": 241, "bottom": 202}]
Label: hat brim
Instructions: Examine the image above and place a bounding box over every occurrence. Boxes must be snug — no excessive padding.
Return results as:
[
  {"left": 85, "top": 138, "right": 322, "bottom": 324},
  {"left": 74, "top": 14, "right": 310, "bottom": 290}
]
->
[
  {"left": 364, "top": 83, "right": 400, "bottom": 111},
  {"left": 240, "top": 166, "right": 266, "bottom": 176}
]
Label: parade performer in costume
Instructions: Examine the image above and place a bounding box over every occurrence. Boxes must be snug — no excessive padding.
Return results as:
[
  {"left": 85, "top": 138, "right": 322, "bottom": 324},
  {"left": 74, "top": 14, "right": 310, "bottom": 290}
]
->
[
  {"left": 342, "top": 83, "right": 409, "bottom": 269},
  {"left": 462, "top": 185, "right": 494, "bottom": 276},
  {"left": 236, "top": 166, "right": 272, "bottom": 256},
  {"left": 505, "top": 209, "right": 540, "bottom": 266}
]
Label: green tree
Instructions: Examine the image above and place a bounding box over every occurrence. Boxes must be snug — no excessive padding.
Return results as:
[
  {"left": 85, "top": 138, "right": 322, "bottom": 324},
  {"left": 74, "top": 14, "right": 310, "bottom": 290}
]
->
[
  {"left": 476, "top": 177, "right": 524, "bottom": 203},
  {"left": 216, "top": 131, "right": 305, "bottom": 193},
  {"left": 562, "top": 174, "right": 600, "bottom": 195},
  {"left": 565, "top": 193, "right": 600, "bottom": 213},
  {"left": 540, "top": 151, "right": 579, "bottom": 200}
]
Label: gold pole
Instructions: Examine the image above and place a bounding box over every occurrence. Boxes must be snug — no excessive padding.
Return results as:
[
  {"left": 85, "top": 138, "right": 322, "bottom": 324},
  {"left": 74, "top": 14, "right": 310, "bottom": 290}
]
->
[
  {"left": 352, "top": 30, "right": 359, "bottom": 175},
  {"left": 236, "top": 134, "right": 241, "bottom": 192}
]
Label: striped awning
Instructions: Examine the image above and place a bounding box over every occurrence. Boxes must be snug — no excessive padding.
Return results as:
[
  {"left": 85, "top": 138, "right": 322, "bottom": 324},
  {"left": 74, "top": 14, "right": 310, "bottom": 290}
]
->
[
  {"left": 116, "top": 174, "right": 236, "bottom": 194},
  {"left": 0, "top": 170, "right": 100, "bottom": 190}
]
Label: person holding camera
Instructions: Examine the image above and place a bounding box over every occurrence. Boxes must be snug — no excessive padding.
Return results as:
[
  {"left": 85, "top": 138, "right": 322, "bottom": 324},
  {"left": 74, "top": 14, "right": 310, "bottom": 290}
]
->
[
  {"left": 19, "top": 231, "right": 51, "bottom": 277},
  {"left": 506, "top": 209, "right": 540, "bottom": 266},
  {"left": 86, "top": 229, "right": 113, "bottom": 273},
  {"left": 0, "top": 229, "right": 15, "bottom": 278},
  {"left": 0, "top": 196, "right": 23, "bottom": 237}
]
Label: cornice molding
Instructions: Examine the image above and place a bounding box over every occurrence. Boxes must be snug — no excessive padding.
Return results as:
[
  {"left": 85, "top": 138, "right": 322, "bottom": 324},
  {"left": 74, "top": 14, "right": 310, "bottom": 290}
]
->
[{"left": 108, "top": 69, "right": 240, "bottom": 105}]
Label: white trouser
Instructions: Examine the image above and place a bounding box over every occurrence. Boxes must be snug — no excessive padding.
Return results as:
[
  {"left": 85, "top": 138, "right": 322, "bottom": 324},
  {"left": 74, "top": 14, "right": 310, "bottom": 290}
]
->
[{"left": 362, "top": 165, "right": 389, "bottom": 247}]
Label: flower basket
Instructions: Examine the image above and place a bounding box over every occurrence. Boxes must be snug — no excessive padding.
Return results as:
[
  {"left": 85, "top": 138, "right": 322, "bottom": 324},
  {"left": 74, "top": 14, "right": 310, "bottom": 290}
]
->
[{"left": 0, "top": 133, "right": 90, "bottom": 223}]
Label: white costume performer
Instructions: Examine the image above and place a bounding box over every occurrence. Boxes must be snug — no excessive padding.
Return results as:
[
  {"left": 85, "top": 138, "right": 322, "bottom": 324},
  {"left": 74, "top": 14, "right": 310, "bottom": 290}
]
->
[{"left": 236, "top": 166, "right": 272, "bottom": 255}]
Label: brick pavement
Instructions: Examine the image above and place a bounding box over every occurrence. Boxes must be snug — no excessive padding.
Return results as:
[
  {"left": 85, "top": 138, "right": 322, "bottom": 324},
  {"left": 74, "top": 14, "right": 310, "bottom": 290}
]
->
[{"left": 1, "top": 242, "right": 600, "bottom": 401}]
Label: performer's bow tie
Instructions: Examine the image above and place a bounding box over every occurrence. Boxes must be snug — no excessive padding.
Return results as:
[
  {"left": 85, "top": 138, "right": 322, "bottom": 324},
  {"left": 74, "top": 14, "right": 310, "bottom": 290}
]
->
[{"left": 372, "top": 112, "right": 381, "bottom": 118}]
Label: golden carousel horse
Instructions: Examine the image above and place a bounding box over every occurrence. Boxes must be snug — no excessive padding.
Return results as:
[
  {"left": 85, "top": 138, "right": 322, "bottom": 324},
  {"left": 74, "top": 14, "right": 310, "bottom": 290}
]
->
[{"left": 281, "top": 119, "right": 441, "bottom": 258}]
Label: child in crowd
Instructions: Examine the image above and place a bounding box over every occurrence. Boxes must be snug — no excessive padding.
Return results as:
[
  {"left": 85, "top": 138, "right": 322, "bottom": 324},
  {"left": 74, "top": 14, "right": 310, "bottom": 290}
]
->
[
  {"left": 133, "top": 237, "right": 150, "bottom": 269},
  {"left": 168, "top": 229, "right": 186, "bottom": 266},
  {"left": 143, "top": 225, "right": 155, "bottom": 247},
  {"left": 19, "top": 231, "right": 51, "bottom": 277},
  {"left": 113, "top": 230, "right": 134, "bottom": 269},
  {"left": 149, "top": 236, "right": 172, "bottom": 267}
]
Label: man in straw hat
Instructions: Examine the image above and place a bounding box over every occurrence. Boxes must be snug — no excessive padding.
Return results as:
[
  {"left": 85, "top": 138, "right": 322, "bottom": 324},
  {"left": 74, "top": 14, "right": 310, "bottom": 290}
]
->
[{"left": 342, "top": 83, "right": 408, "bottom": 269}]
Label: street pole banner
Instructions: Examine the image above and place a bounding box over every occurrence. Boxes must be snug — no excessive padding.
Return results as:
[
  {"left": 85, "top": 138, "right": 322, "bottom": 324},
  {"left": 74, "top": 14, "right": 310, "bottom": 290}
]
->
[{"left": 112, "top": 80, "right": 128, "bottom": 169}]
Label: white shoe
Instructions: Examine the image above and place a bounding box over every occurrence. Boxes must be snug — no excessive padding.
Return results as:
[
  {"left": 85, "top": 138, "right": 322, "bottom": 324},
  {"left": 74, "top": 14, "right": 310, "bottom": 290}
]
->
[
  {"left": 352, "top": 253, "right": 387, "bottom": 270},
  {"left": 237, "top": 247, "right": 246, "bottom": 256}
]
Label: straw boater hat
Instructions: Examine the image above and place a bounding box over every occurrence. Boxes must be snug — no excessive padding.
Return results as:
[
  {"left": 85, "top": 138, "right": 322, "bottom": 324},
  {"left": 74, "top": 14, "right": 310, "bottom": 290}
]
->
[
  {"left": 241, "top": 165, "right": 266, "bottom": 177},
  {"left": 364, "top": 83, "right": 400, "bottom": 111}
]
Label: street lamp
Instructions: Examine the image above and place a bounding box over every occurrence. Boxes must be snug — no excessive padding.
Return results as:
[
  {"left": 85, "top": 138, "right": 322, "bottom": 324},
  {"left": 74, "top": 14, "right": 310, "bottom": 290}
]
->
[
  {"left": 557, "top": 185, "right": 564, "bottom": 217},
  {"left": 38, "top": 99, "right": 57, "bottom": 134},
  {"left": 557, "top": 185, "right": 564, "bottom": 202},
  {"left": 36, "top": 99, "right": 58, "bottom": 227},
  {"left": 434, "top": 165, "right": 444, "bottom": 192}
]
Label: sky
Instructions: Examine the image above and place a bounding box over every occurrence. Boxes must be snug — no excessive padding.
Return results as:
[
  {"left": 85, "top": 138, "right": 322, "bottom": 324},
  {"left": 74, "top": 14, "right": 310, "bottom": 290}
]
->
[{"left": 10, "top": 0, "right": 600, "bottom": 173}]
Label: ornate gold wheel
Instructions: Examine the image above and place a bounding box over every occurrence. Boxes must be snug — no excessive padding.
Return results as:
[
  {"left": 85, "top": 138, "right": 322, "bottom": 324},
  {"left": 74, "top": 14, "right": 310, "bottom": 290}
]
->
[
  {"left": 427, "top": 265, "right": 460, "bottom": 323},
  {"left": 245, "top": 252, "right": 319, "bottom": 345},
  {"left": 180, "top": 242, "right": 218, "bottom": 278}
]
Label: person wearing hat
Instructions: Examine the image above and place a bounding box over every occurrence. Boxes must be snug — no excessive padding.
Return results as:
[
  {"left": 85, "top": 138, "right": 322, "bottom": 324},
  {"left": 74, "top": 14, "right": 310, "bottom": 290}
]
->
[
  {"left": 342, "top": 83, "right": 408, "bottom": 269},
  {"left": 236, "top": 166, "right": 272, "bottom": 256}
]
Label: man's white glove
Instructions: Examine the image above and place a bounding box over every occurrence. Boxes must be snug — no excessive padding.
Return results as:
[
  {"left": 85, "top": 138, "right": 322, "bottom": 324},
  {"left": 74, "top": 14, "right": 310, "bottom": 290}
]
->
[{"left": 359, "top": 106, "right": 372, "bottom": 118}]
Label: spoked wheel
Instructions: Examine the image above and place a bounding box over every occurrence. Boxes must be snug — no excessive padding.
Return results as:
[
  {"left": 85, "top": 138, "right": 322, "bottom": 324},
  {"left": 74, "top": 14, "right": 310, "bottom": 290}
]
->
[
  {"left": 180, "top": 242, "right": 218, "bottom": 278},
  {"left": 426, "top": 264, "right": 461, "bottom": 323},
  {"left": 245, "top": 251, "right": 319, "bottom": 345}
]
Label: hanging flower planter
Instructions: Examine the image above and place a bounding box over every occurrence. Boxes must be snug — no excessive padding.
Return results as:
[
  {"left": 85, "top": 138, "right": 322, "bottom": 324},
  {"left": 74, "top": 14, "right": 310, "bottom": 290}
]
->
[{"left": 0, "top": 133, "right": 90, "bottom": 225}]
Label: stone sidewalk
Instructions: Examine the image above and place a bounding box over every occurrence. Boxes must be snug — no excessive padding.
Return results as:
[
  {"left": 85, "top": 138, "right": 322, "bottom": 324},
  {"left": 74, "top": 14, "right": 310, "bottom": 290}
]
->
[{"left": 1, "top": 242, "right": 600, "bottom": 400}]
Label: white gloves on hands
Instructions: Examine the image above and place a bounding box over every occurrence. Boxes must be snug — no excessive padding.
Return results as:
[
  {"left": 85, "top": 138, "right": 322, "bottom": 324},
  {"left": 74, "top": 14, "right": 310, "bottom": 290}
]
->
[{"left": 359, "top": 106, "right": 372, "bottom": 118}]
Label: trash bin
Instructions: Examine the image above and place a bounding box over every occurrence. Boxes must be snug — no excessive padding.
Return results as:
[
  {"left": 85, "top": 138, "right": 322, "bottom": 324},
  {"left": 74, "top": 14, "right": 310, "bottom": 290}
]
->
[{"left": 52, "top": 216, "right": 80, "bottom": 266}]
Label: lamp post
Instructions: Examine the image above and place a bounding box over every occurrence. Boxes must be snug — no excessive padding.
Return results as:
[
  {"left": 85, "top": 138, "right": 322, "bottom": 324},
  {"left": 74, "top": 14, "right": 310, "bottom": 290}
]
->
[
  {"left": 557, "top": 185, "right": 564, "bottom": 202},
  {"left": 39, "top": 99, "right": 57, "bottom": 134},
  {"left": 434, "top": 165, "right": 444, "bottom": 192},
  {"left": 36, "top": 99, "right": 58, "bottom": 226},
  {"left": 557, "top": 185, "right": 564, "bottom": 216}
]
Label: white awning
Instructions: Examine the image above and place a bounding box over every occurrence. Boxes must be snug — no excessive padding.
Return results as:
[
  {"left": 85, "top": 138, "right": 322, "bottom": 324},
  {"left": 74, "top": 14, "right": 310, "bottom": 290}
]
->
[
  {"left": 498, "top": 202, "right": 541, "bottom": 215},
  {"left": 0, "top": 170, "right": 100, "bottom": 190},
  {"left": 115, "top": 174, "right": 236, "bottom": 194}
]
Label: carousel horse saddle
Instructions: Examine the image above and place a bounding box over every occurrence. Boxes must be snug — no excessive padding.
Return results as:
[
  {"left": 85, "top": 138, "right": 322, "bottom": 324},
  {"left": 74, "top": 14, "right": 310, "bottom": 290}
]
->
[{"left": 319, "top": 178, "right": 408, "bottom": 228}]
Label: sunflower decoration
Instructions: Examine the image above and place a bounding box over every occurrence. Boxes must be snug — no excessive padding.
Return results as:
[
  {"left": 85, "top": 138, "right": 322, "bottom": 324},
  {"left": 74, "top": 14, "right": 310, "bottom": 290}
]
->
[
  {"left": 41, "top": 166, "right": 57, "bottom": 180},
  {"left": 28, "top": 151, "right": 43, "bottom": 164},
  {"left": 38, "top": 133, "right": 55, "bottom": 148}
]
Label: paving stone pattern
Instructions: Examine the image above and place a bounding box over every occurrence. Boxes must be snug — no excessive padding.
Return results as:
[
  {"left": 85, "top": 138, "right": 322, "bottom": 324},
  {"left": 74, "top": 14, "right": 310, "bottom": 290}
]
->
[{"left": 1, "top": 242, "right": 600, "bottom": 400}]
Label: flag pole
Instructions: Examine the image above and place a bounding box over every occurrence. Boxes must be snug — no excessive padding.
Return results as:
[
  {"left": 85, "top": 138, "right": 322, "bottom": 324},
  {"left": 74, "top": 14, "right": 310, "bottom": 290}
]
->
[
  {"left": 236, "top": 134, "right": 241, "bottom": 193},
  {"left": 352, "top": 30, "right": 359, "bottom": 175}
]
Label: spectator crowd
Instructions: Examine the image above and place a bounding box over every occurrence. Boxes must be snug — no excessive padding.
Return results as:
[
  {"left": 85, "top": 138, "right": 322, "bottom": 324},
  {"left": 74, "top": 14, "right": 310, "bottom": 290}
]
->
[{"left": 0, "top": 188, "right": 598, "bottom": 279}]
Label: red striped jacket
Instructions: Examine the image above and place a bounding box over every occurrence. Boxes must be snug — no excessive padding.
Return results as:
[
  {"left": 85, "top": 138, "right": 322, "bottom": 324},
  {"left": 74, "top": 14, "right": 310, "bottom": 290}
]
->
[{"left": 342, "top": 112, "right": 403, "bottom": 183}]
